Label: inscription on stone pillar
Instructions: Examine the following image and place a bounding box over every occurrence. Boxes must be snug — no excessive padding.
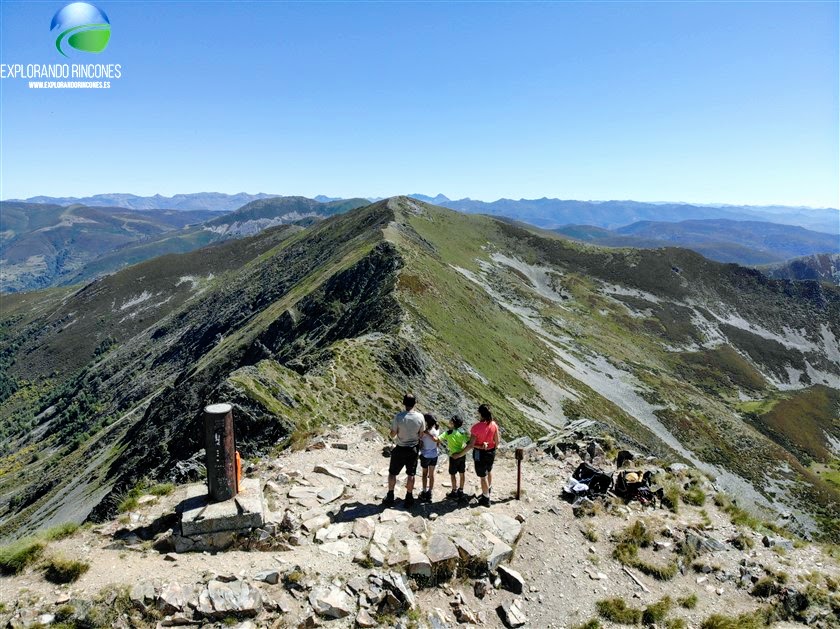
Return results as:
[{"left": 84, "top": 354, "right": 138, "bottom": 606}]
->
[{"left": 204, "top": 403, "right": 237, "bottom": 501}]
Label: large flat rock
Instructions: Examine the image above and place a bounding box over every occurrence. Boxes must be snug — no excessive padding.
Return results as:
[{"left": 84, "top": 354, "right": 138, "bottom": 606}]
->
[
  {"left": 426, "top": 534, "right": 459, "bottom": 565},
  {"left": 181, "top": 478, "right": 265, "bottom": 536}
]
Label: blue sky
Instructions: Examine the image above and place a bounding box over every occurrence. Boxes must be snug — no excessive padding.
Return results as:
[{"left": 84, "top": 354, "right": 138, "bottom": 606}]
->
[{"left": 1, "top": 1, "right": 837, "bottom": 207}]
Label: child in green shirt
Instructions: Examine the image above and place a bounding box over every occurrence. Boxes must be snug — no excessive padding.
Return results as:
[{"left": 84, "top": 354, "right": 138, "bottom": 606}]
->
[{"left": 439, "top": 415, "right": 470, "bottom": 499}]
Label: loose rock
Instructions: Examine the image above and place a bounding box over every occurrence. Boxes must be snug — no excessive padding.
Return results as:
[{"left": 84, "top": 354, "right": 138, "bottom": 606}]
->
[
  {"left": 309, "top": 586, "right": 354, "bottom": 619},
  {"left": 497, "top": 566, "right": 526, "bottom": 594},
  {"left": 498, "top": 601, "right": 527, "bottom": 628}
]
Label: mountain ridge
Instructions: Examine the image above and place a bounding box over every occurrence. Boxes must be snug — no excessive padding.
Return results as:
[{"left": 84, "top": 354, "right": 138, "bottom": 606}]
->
[
  {"left": 1, "top": 198, "right": 838, "bottom": 544},
  {"left": 761, "top": 253, "right": 840, "bottom": 284}
]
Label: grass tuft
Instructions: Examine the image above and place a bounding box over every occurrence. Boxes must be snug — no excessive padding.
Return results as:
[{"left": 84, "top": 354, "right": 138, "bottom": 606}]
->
[
  {"left": 0, "top": 538, "right": 45, "bottom": 575},
  {"left": 43, "top": 522, "right": 80, "bottom": 541},
  {"left": 573, "top": 620, "right": 602, "bottom": 629},
  {"left": 730, "top": 532, "right": 755, "bottom": 550},
  {"left": 582, "top": 523, "right": 599, "bottom": 543},
  {"left": 723, "top": 503, "right": 761, "bottom": 530},
  {"left": 148, "top": 482, "right": 174, "bottom": 496},
  {"left": 662, "top": 483, "right": 681, "bottom": 513},
  {"left": 81, "top": 585, "right": 133, "bottom": 627},
  {"left": 596, "top": 598, "right": 642, "bottom": 625},
  {"left": 642, "top": 597, "right": 672, "bottom": 625},
  {"left": 677, "top": 593, "right": 698, "bottom": 609},
  {"left": 43, "top": 556, "right": 90, "bottom": 584},
  {"left": 616, "top": 521, "right": 653, "bottom": 547},
  {"left": 700, "top": 608, "right": 772, "bottom": 629},
  {"left": 116, "top": 477, "right": 174, "bottom": 512},
  {"left": 117, "top": 493, "right": 139, "bottom": 513},
  {"left": 750, "top": 573, "right": 785, "bottom": 598},
  {"left": 634, "top": 558, "right": 679, "bottom": 581},
  {"left": 613, "top": 520, "right": 678, "bottom": 581},
  {"left": 684, "top": 487, "right": 707, "bottom": 506}
]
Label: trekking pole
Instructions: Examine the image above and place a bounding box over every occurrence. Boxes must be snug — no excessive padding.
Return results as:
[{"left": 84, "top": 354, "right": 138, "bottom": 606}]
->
[{"left": 515, "top": 448, "right": 524, "bottom": 500}]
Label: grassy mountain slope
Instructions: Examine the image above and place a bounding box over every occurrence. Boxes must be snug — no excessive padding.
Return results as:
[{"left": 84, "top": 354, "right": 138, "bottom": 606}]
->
[
  {"left": 3, "top": 197, "right": 371, "bottom": 292},
  {"left": 400, "top": 206, "right": 839, "bottom": 533},
  {"left": 0, "top": 203, "right": 223, "bottom": 293},
  {"left": 1, "top": 198, "right": 838, "bottom": 542},
  {"left": 761, "top": 253, "right": 840, "bottom": 285},
  {"left": 61, "top": 196, "right": 370, "bottom": 287}
]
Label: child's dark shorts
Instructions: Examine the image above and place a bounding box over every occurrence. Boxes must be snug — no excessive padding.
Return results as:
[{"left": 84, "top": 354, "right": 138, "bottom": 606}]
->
[
  {"left": 448, "top": 454, "right": 466, "bottom": 475},
  {"left": 420, "top": 455, "right": 438, "bottom": 469}
]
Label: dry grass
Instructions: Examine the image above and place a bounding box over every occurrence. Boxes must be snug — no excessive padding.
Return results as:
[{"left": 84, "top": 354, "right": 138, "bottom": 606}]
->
[
  {"left": 700, "top": 607, "right": 772, "bottom": 629},
  {"left": 43, "top": 556, "right": 90, "bottom": 584},
  {"left": 0, "top": 538, "right": 44, "bottom": 575},
  {"left": 642, "top": 597, "right": 672, "bottom": 625},
  {"left": 677, "top": 593, "right": 698, "bottom": 609},
  {"left": 596, "top": 598, "right": 642, "bottom": 624},
  {"left": 613, "top": 520, "right": 678, "bottom": 581}
]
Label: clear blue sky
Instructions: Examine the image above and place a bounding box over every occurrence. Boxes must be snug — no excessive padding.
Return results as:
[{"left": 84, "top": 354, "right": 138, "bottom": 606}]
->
[{"left": 1, "top": 1, "right": 837, "bottom": 206}]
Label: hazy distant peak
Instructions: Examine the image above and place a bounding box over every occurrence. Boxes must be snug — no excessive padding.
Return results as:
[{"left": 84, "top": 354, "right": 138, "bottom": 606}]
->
[{"left": 408, "top": 193, "right": 452, "bottom": 204}]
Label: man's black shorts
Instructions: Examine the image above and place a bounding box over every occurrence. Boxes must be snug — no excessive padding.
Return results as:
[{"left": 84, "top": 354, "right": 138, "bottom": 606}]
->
[
  {"left": 389, "top": 444, "right": 419, "bottom": 477},
  {"left": 448, "top": 454, "right": 466, "bottom": 475},
  {"left": 472, "top": 448, "right": 496, "bottom": 478}
]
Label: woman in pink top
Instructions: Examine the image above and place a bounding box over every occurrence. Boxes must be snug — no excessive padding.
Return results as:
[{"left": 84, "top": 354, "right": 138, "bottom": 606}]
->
[{"left": 452, "top": 403, "right": 499, "bottom": 507}]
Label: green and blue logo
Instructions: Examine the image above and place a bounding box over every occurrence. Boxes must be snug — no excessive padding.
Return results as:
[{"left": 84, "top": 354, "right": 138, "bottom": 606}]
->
[{"left": 50, "top": 2, "right": 111, "bottom": 57}]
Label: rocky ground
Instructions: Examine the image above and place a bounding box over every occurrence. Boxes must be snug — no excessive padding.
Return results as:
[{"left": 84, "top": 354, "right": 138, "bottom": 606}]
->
[{"left": 1, "top": 423, "right": 838, "bottom": 628}]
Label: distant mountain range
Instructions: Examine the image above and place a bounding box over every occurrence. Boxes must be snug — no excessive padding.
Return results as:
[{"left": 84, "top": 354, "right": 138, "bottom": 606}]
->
[
  {"left": 11, "top": 192, "right": 280, "bottom": 212},
  {"left": 551, "top": 219, "right": 840, "bottom": 266},
  {"left": 408, "top": 194, "right": 840, "bottom": 234},
  {"left": 12, "top": 193, "right": 839, "bottom": 235},
  {"left": 0, "top": 197, "right": 369, "bottom": 292}
]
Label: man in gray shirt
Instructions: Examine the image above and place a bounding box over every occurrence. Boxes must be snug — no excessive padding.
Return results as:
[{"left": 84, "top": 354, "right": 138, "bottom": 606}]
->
[{"left": 384, "top": 394, "right": 424, "bottom": 507}]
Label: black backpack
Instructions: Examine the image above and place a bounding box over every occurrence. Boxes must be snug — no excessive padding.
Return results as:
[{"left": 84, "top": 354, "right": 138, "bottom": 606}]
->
[{"left": 570, "top": 462, "right": 613, "bottom": 495}]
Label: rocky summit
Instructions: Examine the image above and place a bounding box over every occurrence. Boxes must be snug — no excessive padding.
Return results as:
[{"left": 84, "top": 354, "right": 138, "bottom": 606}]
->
[{"left": 0, "top": 423, "right": 838, "bottom": 628}]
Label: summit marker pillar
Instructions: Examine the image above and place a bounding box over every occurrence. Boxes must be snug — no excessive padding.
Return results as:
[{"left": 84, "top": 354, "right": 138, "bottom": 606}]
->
[{"left": 204, "top": 403, "right": 237, "bottom": 501}]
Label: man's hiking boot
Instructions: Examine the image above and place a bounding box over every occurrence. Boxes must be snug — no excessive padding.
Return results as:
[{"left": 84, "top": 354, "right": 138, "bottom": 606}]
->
[
  {"left": 478, "top": 495, "right": 491, "bottom": 507},
  {"left": 382, "top": 491, "right": 395, "bottom": 507},
  {"left": 446, "top": 490, "right": 458, "bottom": 499},
  {"left": 420, "top": 490, "right": 432, "bottom": 503},
  {"left": 456, "top": 488, "right": 467, "bottom": 501},
  {"left": 404, "top": 493, "right": 415, "bottom": 508}
]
